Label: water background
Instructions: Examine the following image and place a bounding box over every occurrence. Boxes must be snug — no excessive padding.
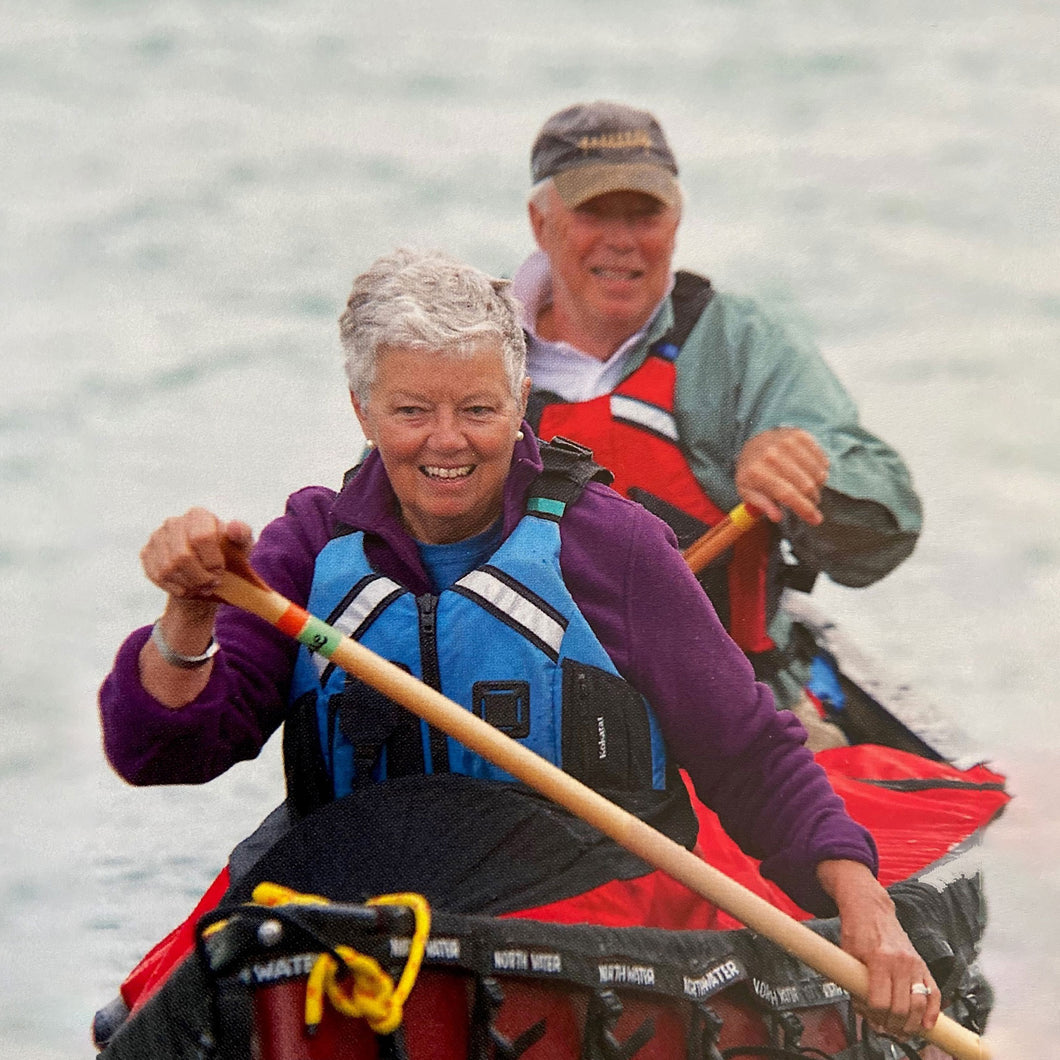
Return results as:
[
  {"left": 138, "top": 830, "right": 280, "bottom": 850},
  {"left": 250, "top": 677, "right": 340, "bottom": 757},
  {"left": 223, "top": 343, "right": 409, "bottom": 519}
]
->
[{"left": 2, "top": 2, "right": 1058, "bottom": 1055}]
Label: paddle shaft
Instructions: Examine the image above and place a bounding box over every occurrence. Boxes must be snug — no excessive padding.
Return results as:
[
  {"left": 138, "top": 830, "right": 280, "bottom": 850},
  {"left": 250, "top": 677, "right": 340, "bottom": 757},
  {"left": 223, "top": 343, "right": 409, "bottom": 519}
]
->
[
  {"left": 682, "top": 502, "right": 761, "bottom": 573},
  {"left": 216, "top": 570, "right": 988, "bottom": 1060}
]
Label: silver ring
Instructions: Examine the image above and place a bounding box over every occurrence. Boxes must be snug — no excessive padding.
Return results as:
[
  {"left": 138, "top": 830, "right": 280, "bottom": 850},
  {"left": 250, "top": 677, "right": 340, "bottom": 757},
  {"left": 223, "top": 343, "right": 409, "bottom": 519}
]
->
[{"left": 910, "top": 983, "right": 932, "bottom": 997}]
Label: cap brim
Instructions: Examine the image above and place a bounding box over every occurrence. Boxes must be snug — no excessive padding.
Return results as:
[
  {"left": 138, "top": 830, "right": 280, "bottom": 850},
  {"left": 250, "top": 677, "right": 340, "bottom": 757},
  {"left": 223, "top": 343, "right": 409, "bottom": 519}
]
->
[{"left": 551, "top": 163, "right": 680, "bottom": 209}]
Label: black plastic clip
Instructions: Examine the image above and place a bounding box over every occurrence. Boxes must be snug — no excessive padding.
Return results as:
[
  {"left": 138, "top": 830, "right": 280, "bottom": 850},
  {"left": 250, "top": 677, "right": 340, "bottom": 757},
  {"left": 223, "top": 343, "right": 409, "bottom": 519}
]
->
[
  {"left": 582, "top": 989, "right": 655, "bottom": 1060},
  {"left": 776, "top": 1010, "right": 804, "bottom": 1052},
  {"left": 688, "top": 1001, "right": 725, "bottom": 1060},
  {"left": 469, "top": 976, "right": 546, "bottom": 1060}
]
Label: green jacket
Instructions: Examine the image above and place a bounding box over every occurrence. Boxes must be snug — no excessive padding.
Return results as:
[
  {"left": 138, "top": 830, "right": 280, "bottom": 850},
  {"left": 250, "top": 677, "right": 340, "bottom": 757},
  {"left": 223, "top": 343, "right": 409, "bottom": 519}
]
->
[{"left": 629, "top": 286, "right": 922, "bottom": 590}]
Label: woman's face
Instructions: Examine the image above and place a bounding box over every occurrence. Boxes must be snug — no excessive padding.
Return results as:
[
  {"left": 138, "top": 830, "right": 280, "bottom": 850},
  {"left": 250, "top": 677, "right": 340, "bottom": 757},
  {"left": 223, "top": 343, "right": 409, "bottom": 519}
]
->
[{"left": 352, "top": 343, "right": 530, "bottom": 544}]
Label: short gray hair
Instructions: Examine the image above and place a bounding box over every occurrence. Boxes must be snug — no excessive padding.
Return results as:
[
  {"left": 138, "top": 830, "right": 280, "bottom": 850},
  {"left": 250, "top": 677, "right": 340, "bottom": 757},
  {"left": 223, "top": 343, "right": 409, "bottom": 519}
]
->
[
  {"left": 528, "top": 178, "right": 555, "bottom": 213},
  {"left": 339, "top": 248, "right": 527, "bottom": 401}
]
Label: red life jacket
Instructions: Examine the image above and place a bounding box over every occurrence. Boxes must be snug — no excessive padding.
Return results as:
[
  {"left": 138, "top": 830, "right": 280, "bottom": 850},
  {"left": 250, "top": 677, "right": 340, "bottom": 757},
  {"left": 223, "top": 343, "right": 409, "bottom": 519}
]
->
[{"left": 528, "top": 272, "right": 781, "bottom": 665}]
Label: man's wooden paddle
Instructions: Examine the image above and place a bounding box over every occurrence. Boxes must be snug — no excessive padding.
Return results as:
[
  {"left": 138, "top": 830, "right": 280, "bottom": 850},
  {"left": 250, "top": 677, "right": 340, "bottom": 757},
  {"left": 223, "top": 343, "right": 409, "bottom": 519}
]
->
[
  {"left": 682, "top": 501, "right": 761, "bottom": 573},
  {"left": 214, "top": 554, "right": 989, "bottom": 1060}
]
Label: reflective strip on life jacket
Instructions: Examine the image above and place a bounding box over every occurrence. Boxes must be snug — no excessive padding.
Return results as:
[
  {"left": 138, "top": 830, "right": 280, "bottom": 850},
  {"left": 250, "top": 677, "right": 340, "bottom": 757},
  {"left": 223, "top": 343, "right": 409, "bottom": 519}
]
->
[
  {"left": 609, "top": 393, "right": 679, "bottom": 442},
  {"left": 452, "top": 565, "right": 570, "bottom": 662}
]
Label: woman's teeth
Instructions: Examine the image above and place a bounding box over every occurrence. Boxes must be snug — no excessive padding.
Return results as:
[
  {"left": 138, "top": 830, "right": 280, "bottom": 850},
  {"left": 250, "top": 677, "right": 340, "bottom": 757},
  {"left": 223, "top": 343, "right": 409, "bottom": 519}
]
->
[{"left": 422, "top": 465, "right": 474, "bottom": 479}]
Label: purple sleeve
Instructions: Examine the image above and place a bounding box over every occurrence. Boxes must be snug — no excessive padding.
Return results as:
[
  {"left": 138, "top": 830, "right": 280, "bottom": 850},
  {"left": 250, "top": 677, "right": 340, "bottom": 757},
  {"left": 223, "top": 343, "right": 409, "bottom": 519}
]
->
[
  {"left": 561, "top": 486, "right": 877, "bottom": 915},
  {"left": 98, "top": 487, "right": 336, "bottom": 786}
]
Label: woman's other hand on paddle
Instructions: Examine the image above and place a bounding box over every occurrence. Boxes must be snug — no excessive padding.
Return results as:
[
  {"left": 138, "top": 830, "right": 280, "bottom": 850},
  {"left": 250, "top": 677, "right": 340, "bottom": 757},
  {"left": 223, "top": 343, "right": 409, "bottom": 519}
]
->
[
  {"left": 817, "top": 859, "right": 940, "bottom": 1039},
  {"left": 735, "top": 427, "right": 829, "bottom": 526}
]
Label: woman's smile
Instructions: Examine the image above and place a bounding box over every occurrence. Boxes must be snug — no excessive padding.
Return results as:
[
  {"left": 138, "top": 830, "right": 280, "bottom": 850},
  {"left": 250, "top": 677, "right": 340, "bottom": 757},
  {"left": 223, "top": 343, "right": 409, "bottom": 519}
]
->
[{"left": 421, "top": 464, "right": 475, "bottom": 480}]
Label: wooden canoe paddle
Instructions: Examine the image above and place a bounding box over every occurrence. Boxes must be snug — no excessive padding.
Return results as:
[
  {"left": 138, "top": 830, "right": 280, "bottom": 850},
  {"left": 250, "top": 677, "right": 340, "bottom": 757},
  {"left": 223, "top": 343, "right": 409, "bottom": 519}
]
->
[
  {"left": 682, "top": 501, "right": 761, "bottom": 573},
  {"left": 214, "top": 552, "right": 989, "bottom": 1060}
]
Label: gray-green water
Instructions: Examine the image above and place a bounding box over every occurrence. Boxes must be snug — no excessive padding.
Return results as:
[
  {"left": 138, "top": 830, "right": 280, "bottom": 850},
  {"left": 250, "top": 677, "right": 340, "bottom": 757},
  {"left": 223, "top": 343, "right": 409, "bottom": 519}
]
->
[{"left": 2, "top": 2, "right": 1058, "bottom": 1055}]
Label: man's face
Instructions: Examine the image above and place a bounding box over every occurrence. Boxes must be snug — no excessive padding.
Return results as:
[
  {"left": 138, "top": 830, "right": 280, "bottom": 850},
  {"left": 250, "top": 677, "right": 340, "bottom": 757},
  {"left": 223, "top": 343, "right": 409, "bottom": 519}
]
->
[{"left": 530, "top": 184, "right": 679, "bottom": 343}]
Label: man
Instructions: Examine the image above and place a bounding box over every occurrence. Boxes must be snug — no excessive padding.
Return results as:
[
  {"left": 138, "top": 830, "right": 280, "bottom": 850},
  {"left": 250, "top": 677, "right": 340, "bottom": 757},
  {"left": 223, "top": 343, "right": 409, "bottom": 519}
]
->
[{"left": 514, "top": 101, "right": 922, "bottom": 740}]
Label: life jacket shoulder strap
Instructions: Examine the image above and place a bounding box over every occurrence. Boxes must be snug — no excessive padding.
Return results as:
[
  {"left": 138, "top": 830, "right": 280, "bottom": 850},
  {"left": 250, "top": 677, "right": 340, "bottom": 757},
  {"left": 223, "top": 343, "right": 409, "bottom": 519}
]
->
[
  {"left": 526, "top": 436, "right": 614, "bottom": 521},
  {"left": 649, "top": 271, "right": 714, "bottom": 361}
]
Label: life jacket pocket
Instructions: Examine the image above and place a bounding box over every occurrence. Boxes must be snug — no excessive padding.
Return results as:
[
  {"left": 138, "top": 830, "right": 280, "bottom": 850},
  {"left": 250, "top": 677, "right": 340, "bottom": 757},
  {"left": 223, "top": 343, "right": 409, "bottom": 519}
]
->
[
  {"left": 561, "top": 660, "right": 654, "bottom": 792},
  {"left": 336, "top": 668, "right": 436, "bottom": 782}
]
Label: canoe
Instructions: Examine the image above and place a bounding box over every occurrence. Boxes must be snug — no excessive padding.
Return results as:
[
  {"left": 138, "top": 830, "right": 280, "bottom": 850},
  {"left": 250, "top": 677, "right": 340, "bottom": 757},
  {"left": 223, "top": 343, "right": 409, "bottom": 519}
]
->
[{"left": 95, "top": 594, "right": 1009, "bottom": 1059}]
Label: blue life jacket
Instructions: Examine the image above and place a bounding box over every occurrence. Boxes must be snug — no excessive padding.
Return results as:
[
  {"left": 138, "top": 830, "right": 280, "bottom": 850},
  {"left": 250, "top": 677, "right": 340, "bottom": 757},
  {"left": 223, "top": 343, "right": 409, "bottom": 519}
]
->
[{"left": 284, "top": 440, "right": 685, "bottom": 824}]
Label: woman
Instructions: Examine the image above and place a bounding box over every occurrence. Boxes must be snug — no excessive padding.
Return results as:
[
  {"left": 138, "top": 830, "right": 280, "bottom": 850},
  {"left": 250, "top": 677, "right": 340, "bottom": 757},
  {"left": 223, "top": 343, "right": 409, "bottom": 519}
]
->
[{"left": 100, "top": 248, "right": 938, "bottom": 1039}]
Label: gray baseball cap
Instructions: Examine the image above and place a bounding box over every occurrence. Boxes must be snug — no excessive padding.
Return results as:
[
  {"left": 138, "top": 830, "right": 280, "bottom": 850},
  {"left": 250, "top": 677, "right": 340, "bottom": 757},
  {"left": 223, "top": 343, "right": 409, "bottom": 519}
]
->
[{"left": 530, "top": 101, "right": 680, "bottom": 209}]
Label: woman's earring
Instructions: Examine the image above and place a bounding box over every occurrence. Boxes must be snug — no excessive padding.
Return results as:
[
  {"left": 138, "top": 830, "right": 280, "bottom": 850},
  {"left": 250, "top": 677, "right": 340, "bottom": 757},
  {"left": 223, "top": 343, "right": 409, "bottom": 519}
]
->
[
  {"left": 515, "top": 430, "right": 524, "bottom": 441},
  {"left": 365, "top": 439, "right": 375, "bottom": 449}
]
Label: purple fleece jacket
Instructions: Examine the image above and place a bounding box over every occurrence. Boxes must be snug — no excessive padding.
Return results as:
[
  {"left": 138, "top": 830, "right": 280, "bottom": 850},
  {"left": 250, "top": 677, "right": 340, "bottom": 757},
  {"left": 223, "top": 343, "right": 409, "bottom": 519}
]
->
[{"left": 99, "top": 430, "right": 876, "bottom": 914}]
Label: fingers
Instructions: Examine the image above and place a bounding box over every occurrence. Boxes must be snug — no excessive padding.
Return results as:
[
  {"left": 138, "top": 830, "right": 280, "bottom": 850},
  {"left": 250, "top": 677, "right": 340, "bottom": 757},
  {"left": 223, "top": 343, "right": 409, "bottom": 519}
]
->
[
  {"left": 851, "top": 921, "right": 941, "bottom": 1039},
  {"left": 140, "top": 509, "right": 253, "bottom": 599},
  {"left": 222, "top": 519, "right": 255, "bottom": 554},
  {"left": 734, "top": 428, "right": 829, "bottom": 526},
  {"left": 858, "top": 954, "right": 941, "bottom": 1039}
]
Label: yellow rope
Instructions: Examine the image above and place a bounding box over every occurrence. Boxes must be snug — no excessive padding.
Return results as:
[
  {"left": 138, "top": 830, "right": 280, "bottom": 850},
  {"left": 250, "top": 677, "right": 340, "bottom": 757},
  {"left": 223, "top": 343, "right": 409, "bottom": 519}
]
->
[
  {"left": 250, "top": 883, "right": 431, "bottom": 1036},
  {"left": 253, "top": 881, "right": 331, "bottom": 908}
]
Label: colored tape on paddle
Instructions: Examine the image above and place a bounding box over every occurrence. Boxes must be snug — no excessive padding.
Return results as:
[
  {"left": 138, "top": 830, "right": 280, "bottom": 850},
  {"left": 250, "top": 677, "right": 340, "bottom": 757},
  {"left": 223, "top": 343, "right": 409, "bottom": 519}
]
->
[
  {"left": 729, "top": 503, "right": 759, "bottom": 530},
  {"left": 277, "top": 605, "right": 343, "bottom": 658}
]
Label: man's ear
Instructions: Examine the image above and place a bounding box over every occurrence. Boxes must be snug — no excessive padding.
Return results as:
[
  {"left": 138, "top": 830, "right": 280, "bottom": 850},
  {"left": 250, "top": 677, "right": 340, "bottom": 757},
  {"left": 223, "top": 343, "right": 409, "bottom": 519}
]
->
[{"left": 528, "top": 200, "right": 548, "bottom": 250}]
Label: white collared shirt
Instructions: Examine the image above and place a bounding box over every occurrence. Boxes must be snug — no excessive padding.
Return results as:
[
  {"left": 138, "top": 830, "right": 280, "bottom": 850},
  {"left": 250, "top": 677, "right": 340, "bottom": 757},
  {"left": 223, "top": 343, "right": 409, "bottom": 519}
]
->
[{"left": 511, "top": 251, "right": 671, "bottom": 402}]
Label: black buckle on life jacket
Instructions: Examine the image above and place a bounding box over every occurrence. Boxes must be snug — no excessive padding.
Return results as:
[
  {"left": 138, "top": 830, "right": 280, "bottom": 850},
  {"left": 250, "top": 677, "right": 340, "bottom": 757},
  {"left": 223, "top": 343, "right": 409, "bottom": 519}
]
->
[
  {"left": 543, "top": 435, "right": 612, "bottom": 483},
  {"left": 526, "top": 436, "right": 615, "bottom": 518},
  {"left": 472, "top": 680, "right": 531, "bottom": 739}
]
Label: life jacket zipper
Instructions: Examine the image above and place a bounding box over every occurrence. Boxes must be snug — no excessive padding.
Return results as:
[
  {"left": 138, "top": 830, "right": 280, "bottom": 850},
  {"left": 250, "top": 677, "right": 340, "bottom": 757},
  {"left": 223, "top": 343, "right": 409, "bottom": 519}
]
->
[{"left": 417, "top": 593, "right": 450, "bottom": 773}]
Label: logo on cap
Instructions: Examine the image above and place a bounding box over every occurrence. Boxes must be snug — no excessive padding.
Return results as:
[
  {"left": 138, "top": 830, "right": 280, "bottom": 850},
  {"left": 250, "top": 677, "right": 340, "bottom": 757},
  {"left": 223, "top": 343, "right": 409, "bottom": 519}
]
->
[{"left": 577, "top": 130, "right": 656, "bottom": 154}]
